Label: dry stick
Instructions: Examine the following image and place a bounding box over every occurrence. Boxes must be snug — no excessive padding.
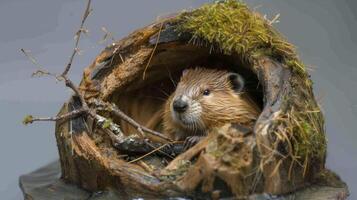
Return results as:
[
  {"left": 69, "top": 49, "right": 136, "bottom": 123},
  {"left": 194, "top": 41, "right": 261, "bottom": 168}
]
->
[
  {"left": 58, "top": 0, "right": 92, "bottom": 111},
  {"left": 142, "top": 22, "right": 163, "bottom": 80},
  {"left": 21, "top": 0, "right": 93, "bottom": 122},
  {"left": 61, "top": 0, "right": 92, "bottom": 77},
  {"left": 64, "top": 77, "right": 89, "bottom": 110},
  {"left": 20, "top": 48, "right": 59, "bottom": 80},
  {"left": 58, "top": 0, "right": 170, "bottom": 143},
  {"left": 20, "top": 48, "right": 42, "bottom": 68},
  {"left": 19, "top": 50, "right": 92, "bottom": 124},
  {"left": 101, "top": 124, "right": 123, "bottom": 145},
  {"left": 25, "top": 108, "right": 88, "bottom": 124},
  {"left": 108, "top": 103, "right": 172, "bottom": 141},
  {"left": 93, "top": 108, "right": 173, "bottom": 159},
  {"left": 22, "top": 0, "right": 169, "bottom": 146},
  {"left": 92, "top": 100, "right": 172, "bottom": 142},
  {"left": 62, "top": 8, "right": 169, "bottom": 143},
  {"left": 99, "top": 26, "right": 116, "bottom": 44},
  {"left": 128, "top": 143, "right": 170, "bottom": 164}
]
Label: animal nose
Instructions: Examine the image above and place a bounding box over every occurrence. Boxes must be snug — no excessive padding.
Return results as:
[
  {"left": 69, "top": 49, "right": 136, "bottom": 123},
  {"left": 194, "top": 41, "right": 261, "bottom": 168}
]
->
[{"left": 173, "top": 98, "right": 188, "bottom": 113}]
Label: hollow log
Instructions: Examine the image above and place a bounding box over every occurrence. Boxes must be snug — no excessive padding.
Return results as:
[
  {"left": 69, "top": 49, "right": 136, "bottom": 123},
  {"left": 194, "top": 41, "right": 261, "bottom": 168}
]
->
[{"left": 50, "top": 1, "right": 348, "bottom": 199}]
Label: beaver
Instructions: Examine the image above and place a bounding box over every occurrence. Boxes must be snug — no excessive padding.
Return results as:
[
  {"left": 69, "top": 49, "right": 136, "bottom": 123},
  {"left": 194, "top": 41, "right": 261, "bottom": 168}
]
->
[{"left": 163, "top": 67, "right": 260, "bottom": 148}]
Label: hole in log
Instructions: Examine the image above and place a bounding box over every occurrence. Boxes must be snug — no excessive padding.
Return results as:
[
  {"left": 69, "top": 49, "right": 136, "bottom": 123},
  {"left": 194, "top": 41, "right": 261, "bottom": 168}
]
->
[{"left": 110, "top": 44, "right": 263, "bottom": 142}]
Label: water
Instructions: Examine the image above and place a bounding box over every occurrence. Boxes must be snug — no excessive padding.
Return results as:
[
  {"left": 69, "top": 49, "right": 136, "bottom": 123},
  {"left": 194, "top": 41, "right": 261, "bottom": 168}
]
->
[{"left": 0, "top": 0, "right": 356, "bottom": 199}]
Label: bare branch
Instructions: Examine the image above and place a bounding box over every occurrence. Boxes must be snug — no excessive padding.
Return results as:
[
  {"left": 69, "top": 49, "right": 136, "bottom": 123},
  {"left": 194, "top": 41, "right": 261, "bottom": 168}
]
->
[
  {"left": 20, "top": 49, "right": 59, "bottom": 79},
  {"left": 108, "top": 102, "right": 170, "bottom": 141},
  {"left": 20, "top": 1, "right": 94, "bottom": 127},
  {"left": 99, "top": 26, "right": 116, "bottom": 44},
  {"left": 61, "top": 0, "right": 92, "bottom": 77},
  {"left": 63, "top": 77, "right": 89, "bottom": 109},
  {"left": 91, "top": 99, "right": 172, "bottom": 142},
  {"left": 92, "top": 114, "right": 173, "bottom": 159},
  {"left": 94, "top": 114, "right": 124, "bottom": 140},
  {"left": 128, "top": 143, "right": 170, "bottom": 163},
  {"left": 23, "top": 108, "right": 88, "bottom": 125},
  {"left": 142, "top": 22, "right": 163, "bottom": 80},
  {"left": 21, "top": 0, "right": 171, "bottom": 155},
  {"left": 20, "top": 49, "right": 42, "bottom": 69}
]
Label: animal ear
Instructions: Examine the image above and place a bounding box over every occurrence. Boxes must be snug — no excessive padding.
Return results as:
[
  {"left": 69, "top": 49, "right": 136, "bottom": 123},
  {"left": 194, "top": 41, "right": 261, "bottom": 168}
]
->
[{"left": 228, "top": 73, "right": 244, "bottom": 93}]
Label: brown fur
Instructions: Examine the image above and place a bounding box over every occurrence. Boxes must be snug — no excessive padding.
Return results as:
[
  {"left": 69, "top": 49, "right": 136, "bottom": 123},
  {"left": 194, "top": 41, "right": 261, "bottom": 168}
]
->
[
  {"left": 113, "top": 92, "right": 164, "bottom": 139},
  {"left": 163, "top": 68, "right": 260, "bottom": 140}
]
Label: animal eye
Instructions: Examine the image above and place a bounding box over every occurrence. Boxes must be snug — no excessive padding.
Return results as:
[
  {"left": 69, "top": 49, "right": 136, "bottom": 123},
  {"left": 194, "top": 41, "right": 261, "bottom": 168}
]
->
[{"left": 203, "top": 89, "right": 210, "bottom": 96}]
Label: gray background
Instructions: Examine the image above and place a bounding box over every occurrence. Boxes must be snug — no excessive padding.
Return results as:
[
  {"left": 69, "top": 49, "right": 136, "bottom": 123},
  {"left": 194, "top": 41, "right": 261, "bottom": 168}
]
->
[{"left": 0, "top": 0, "right": 356, "bottom": 199}]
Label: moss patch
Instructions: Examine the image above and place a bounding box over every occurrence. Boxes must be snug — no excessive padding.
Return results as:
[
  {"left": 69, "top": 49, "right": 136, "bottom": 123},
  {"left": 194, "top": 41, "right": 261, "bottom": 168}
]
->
[
  {"left": 177, "top": 0, "right": 306, "bottom": 75},
  {"left": 22, "top": 115, "right": 34, "bottom": 125},
  {"left": 275, "top": 103, "right": 326, "bottom": 174}
]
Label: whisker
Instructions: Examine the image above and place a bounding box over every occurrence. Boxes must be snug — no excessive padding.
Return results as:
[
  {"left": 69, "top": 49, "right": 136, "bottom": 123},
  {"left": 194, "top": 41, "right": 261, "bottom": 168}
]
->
[
  {"left": 165, "top": 66, "right": 177, "bottom": 87},
  {"left": 156, "top": 88, "right": 171, "bottom": 98},
  {"left": 141, "top": 95, "right": 168, "bottom": 102},
  {"left": 162, "top": 110, "right": 171, "bottom": 115}
]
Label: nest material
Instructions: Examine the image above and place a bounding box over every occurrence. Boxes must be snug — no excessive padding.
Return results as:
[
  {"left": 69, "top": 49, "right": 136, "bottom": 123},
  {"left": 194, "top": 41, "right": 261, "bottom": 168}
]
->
[{"left": 53, "top": 1, "right": 342, "bottom": 199}]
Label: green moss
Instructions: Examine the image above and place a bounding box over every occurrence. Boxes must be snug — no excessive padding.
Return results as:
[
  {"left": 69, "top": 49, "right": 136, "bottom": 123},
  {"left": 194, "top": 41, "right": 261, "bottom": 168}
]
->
[
  {"left": 177, "top": 0, "right": 306, "bottom": 74},
  {"left": 274, "top": 98, "right": 327, "bottom": 174},
  {"left": 292, "top": 111, "right": 326, "bottom": 162},
  {"left": 102, "top": 118, "right": 113, "bottom": 129},
  {"left": 22, "top": 115, "right": 34, "bottom": 125}
]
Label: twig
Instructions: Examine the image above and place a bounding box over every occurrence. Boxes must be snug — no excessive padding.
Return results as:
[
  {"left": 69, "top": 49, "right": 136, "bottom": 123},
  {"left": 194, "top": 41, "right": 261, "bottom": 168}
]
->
[
  {"left": 142, "top": 22, "right": 163, "bottom": 80},
  {"left": 63, "top": 77, "right": 89, "bottom": 110},
  {"left": 94, "top": 114, "right": 124, "bottom": 137},
  {"left": 99, "top": 26, "right": 116, "bottom": 44},
  {"left": 21, "top": 0, "right": 93, "bottom": 126},
  {"left": 144, "top": 140, "right": 174, "bottom": 159},
  {"left": 128, "top": 143, "right": 170, "bottom": 164},
  {"left": 22, "top": 0, "right": 170, "bottom": 152},
  {"left": 61, "top": 0, "right": 92, "bottom": 77},
  {"left": 20, "top": 49, "right": 60, "bottom": 80},
  {"left": 93, "top": 111, "right": 174, "bottom": 159},
  {"left": 93, "top": 100, "right": 172, "bottom": 142},
  {"left": 23, "top": 108, "right": 88, "bottom": 125},
  {"left": 20, "top": 49, "right": 43, "bottom": 69}
]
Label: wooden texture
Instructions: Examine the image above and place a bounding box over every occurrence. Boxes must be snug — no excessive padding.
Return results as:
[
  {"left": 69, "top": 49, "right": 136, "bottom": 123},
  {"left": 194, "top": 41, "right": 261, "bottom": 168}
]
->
[
  {"left": 20, "top": 161, "right": 349, "bottom": 200},
  {"left": 52, "top": 15, "right": 348, "bottom": 199}
]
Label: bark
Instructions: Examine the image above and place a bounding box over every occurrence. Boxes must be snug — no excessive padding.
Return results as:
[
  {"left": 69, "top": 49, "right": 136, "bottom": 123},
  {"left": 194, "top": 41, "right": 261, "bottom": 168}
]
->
[{"left": 50, "top": 17, "right": 348, "bottom": 199}]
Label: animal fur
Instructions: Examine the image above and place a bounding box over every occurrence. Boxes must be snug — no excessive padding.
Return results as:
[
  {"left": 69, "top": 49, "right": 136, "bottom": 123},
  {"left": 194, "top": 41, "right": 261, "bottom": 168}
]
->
[{"left": 163, "top": 67, "right": 260, "bottom": 140}]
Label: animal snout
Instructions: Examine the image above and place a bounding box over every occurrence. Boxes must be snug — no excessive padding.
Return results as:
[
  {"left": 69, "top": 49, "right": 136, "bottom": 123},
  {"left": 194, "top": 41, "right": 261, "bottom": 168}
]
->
[{"left": 173, "top": 96, "right": 188, "bottom": 113}]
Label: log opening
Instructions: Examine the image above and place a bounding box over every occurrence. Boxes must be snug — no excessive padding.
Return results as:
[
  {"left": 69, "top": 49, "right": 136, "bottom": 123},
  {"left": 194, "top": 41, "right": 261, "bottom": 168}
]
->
[{"left": 110, "top": 43, "right": 264, "bottom": 140}]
